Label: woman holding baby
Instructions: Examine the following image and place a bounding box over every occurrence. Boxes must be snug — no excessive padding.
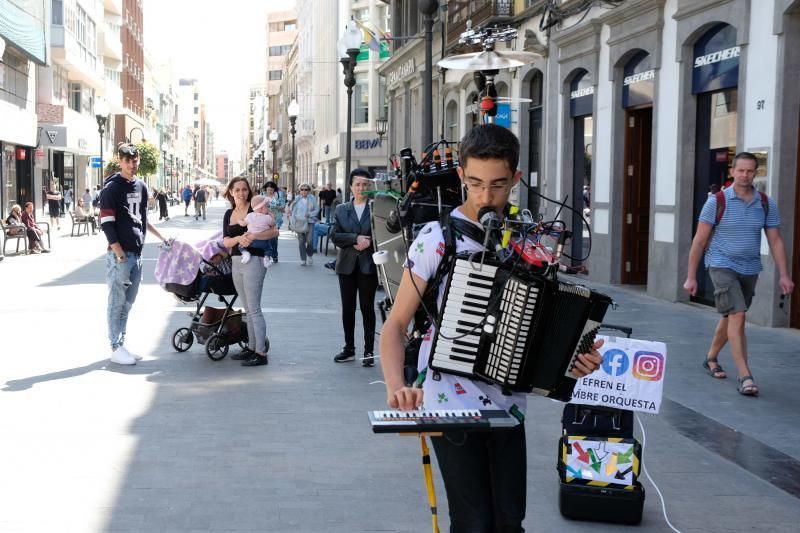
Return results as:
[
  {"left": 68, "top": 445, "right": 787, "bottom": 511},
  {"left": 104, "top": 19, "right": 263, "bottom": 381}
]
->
[{"left": 222, "top": 177, "right": 279, "bottom": 366}]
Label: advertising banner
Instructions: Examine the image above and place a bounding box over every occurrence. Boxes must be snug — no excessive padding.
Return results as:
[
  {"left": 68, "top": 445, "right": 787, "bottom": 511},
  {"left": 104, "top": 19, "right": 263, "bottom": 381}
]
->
[{"left": 569, "top": 335, "right": 666, "bottom": 414}]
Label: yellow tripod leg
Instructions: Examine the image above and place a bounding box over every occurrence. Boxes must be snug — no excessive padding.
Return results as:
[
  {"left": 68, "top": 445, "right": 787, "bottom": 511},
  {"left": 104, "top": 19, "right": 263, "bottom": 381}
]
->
[{"left": 420, "top": 435, "right": 440, "bottom": 533}]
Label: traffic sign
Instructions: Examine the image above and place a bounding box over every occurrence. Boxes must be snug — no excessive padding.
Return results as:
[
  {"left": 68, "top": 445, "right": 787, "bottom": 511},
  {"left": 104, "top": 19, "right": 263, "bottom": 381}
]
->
[{"left": 90, "top": 156, "right": 102, "bottom": 168}]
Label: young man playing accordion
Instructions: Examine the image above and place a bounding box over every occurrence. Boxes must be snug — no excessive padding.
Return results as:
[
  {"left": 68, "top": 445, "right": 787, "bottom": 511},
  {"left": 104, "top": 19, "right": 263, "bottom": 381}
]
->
[{"left": 379, "top": 124, "right": 604, "bottom": 532}]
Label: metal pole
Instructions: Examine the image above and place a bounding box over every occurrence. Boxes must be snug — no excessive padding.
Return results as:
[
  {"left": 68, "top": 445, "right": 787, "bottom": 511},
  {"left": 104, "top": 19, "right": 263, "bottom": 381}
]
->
[
  {"left": 345, "top": 83, "right": 353, "bottom": 202},
  {"left": 290, "top": 117, "right": 297, "bottom": 197},
  {"left": 98, "top": 131, "right": 104, "bottom": 187},
  {"left": 420, "top": 0, "right": 438, "bottom": 148}
]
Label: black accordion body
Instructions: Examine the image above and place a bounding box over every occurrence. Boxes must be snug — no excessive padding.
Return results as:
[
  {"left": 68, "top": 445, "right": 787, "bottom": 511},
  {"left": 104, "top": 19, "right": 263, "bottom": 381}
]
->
[{"left": 428, "top": 254, "right": 613, "bottom": 398}]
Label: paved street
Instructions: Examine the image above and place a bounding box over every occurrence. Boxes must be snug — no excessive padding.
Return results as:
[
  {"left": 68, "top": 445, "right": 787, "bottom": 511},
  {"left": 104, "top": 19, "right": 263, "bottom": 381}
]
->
[{"left": 1, "top": 198, "right": 800, "bottom": 533}]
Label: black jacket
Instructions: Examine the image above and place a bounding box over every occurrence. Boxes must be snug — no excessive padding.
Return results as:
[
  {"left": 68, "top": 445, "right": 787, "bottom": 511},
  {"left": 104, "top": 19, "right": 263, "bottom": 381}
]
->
[{"left": 331, "top": 202, "right": 375, "bottom": 276}]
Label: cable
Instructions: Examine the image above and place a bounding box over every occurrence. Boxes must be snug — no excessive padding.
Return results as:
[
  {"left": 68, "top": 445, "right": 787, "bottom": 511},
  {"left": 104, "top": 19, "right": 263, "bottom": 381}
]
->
[{"left": 635, "top": 414, "right": 683, "bottom": 533}]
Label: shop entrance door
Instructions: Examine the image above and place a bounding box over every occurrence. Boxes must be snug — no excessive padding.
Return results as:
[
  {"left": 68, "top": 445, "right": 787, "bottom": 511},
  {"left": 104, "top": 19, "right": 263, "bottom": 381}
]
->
[
  {"left": 692, "top": 88, "right": 738, "bottom": 305},
  {"left": 621, "top": 107, "right": 652, "bottom": 284},
  {"left": 572, "top": 114, "right": 592, "bottom": 265}
]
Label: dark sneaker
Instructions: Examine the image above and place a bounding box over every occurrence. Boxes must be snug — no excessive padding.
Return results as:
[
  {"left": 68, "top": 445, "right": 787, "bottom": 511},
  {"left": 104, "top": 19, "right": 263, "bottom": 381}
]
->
[
  {"left": 241, "top": 354, "right": 268, "bottom": 366},
  {"left": 333, "top": 348, "right": 355, "bottom": 363},
  {"left": 324, "top": 261, "right": 336, "bottom": 271},
  {"left": 231, "top": 348, "right": 254, "bottom": 361},
  {"left": 362, "top": 352, "right": 375, "bottom": 367}
]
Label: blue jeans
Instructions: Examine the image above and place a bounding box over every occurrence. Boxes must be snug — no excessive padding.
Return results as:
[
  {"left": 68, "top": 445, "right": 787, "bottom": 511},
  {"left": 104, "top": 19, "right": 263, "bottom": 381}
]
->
[
  {"left": 247, "top": 239, "right": 273, "bottom": 257},
  {"left": 106, "top": 251, "right": 143, "bottom": 349}
]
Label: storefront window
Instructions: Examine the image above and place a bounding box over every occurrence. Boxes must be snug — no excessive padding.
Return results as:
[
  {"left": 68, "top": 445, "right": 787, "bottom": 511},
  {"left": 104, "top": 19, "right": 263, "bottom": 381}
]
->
[
  {"left": 446, "top": 100, "right": 458, "bottom": 142},
  {"left": 354, "top": 72, "right": 368, "bottom": 124},
  {"left": 3, "top": 145, "right": 18, "bottom": 214}
]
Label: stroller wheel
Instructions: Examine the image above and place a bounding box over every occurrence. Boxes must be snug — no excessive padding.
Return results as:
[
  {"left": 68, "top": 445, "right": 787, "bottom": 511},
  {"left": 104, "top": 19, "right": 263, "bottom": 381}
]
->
[
  {"left": 172, "top": 327, "right": 193, "bottom": 352},
  {"left": 206, "top": 333, "right": 229, "bottom": 361}
]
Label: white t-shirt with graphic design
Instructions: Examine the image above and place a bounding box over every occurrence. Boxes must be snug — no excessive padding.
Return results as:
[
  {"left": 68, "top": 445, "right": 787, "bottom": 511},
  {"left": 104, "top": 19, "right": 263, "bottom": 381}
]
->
[{"left": 405, "top": 207, "right": 527, "bottom": 422}]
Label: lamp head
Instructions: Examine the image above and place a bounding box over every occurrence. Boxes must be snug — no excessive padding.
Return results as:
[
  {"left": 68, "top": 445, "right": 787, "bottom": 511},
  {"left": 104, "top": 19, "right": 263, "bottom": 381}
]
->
[
  {"left": 95, "top": 98, "right": 110, "bottom": 121},
  {"left": 161, "top": 142, "right": 168, "bottom": 152},
  {"left": 288, "top": 98, "right": 300, "bottom": 119},
  {"left": 269, "top": 129, "right": 279, "bottom": 142},
  {"left": 342, "top": 20, "right": 362, "bottom": 52},
  {"left": 376, "top": 117, "right": 388, "bottom": 137},
  {"left": 0, "top": 37, "right": 6, "bottom": 59}
]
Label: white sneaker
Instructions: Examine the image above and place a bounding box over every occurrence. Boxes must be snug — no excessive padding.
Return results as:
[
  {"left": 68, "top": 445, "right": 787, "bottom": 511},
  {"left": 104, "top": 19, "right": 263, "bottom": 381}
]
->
[
  {"left": 307, "top": 256, "right": 314, "bottom": 265},
  {"left": 110, "top": 346, "right": 136, "bottom": 365},
  {"left": 124, "top": 347, "right": 143, "bottom": 361},
  {"left": 240, "top": 250, "right": 252, "bottom": 264},
  {"left": 300, "top": 260, "right": 306, "bottom": 266}
]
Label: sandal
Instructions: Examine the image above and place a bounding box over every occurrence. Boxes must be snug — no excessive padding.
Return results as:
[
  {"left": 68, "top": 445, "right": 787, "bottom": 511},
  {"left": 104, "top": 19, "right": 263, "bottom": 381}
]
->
[
  {"left": 737, "top": 375, "right": 759, "bottom": 396},
  {"left": 702, "top": 357, "right": 727, "bottom": 379}
]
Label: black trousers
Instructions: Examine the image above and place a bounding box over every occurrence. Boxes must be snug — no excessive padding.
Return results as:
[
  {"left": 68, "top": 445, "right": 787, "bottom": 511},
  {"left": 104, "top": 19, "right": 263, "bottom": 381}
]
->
[
  {"left": 337, "top": 269, "right": 378, "bottom": 353},
  {"left": 431, "top": 424, "right": 527, "bottom": 532}
]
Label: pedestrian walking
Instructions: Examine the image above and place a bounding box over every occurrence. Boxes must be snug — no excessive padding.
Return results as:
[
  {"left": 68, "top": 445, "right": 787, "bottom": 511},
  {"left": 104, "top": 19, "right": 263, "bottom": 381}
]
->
[
  {"left": 288, "top": 183, "right": 319, "bottom": 266},
  {"left": 156, "top": 188, "right": 170, "bottom": 220},
  {"left": 222, "top": 177, "right": 279, "bottom": 366},
  {"left": 263, "top": 180, "right": 285, "bottom": 262},
  {"left": 182, "top": 185, "right": 192, "bottom": 216},
  {"left": 194, "top": 185, "right": 207, "bottom": 220},
  {"left": 331, "top": 168, "right": 378, "bottom": 366},
  {"left": 379, "top": 124, "right": 603, "bottom": 531},
  {"left": 319, "top": 183, "right": 336, "bottom": 223},
  {"left": 684, "top": 151, "right": 794, "bottom": 396},
  {"left": 100, "top": 142, "right": 167, "bottom": 365},
  {"left": 46, "top": 184, "right": 62, "bottom": 230},
  {"left": 63, "top": 186, "right": 73, "bottom": 214}
]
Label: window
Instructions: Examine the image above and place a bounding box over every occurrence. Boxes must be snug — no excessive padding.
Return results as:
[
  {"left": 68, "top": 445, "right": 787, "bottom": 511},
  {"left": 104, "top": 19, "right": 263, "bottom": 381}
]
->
[
  {"left": 446, "top": 100, "right": 458, "bottom": 142},
  {"left": 52, "top": 0, "right": 63, "bottom": 25},
  {"left": 69, "top": 82, "right": 81, "bottom": 112},
  {"left": 64, "top": 2, "right": 97, "bottom": 70},
  {"left": 354, "top": 8, "right": 369, "bottom": 22},
  {"left": 269, "top": 70, "right": 282, "bottom": 81},
  {"left": 284, "top": 21, "right": 297, "bottom": 31},
  {"left": 269, "top": 45, "right": 291, "bottom": 56},
  {"left": 378, "top": 75, "right": 387, "bottom": 125},
  {"left": 354, "top": 72, "right": 368, "bottom": 124},
  {"left": 53, "top": 65, "right": 68, "bottom": 101},
  {"left": 0, "top": 50, "right": 30, "bottom": 107}
]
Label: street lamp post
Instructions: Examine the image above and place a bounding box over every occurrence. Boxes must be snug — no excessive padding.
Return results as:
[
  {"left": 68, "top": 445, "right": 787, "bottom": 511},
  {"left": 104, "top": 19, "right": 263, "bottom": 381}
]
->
[
  {"left": 128, "top": 127, "right": 145, "bottom": 144},
  {"left": 375, "top": 116, "right": 388, "bottom": 179},
  {"left": 420, "top": 0, "right": 439, "bottom": 147},
  {"left": 269, "top": 129, "right": 279, "bottom": 182},
  {"left": 161, "top": 142, "right": 168, "bottom": 190},
  {"left": 288, "top": 98, "right": 300, "bottom": 198},
  {"left": 260, "top": 149, "right": 265, "bottom": 189},
  {"left": 339, "top": 20, "right": 361, "bottom": 202},
  {"left": 94, "top": 98, "right": 110, "bottom": 187}
]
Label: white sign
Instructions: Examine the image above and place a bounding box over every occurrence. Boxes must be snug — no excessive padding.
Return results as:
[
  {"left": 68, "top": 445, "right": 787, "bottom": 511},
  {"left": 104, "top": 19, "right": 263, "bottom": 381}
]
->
[
  {"left": 694, "top": 46, "right": 740, "bottom": 68},
  {"left": 570, "top": 86, "right": 594, "bottom": 99},
  {"left": 388, "top": 58, "right": 415, "bottom": 86},
  {"left": 623, "top": 69, "right": 655, "bottom": 86},
  {"left": 569, "top": 335, "right": 666, "bottom": 414}
]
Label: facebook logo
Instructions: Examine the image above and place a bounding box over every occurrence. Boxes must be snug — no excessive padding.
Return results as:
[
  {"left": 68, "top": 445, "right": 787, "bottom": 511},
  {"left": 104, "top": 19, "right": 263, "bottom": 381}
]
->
[{"left": 601, "top": 349, "right": 630, "bottom": 376}]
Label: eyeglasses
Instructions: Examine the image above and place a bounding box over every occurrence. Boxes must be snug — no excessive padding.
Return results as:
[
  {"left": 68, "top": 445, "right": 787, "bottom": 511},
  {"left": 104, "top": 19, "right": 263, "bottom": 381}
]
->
[
  {"left": 465, "top": 181, "right": 510, "bottom": 194},
  {"left": 117, "top": 144, "right": 139, "bottom": 157},
  {"left": 300, "top": 188, "right": 310, "bottom": 192}
]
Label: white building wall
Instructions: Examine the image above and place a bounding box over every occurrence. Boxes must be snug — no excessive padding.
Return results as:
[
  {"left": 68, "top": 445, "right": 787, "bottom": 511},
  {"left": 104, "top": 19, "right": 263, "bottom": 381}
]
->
[{"left": 593, "top": 23, "right": 613, "bottom": 236}]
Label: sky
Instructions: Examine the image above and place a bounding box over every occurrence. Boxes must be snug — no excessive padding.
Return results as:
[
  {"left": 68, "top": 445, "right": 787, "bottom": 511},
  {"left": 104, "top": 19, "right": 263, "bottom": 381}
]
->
[{"left": 144, "top": 0, "right": 297, "bottom": 161}]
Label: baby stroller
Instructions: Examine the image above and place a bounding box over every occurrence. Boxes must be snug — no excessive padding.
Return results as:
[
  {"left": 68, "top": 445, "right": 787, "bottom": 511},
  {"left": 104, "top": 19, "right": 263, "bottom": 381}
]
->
[{"left": 155, "top": 234, "right": 270, "bottom": 361}]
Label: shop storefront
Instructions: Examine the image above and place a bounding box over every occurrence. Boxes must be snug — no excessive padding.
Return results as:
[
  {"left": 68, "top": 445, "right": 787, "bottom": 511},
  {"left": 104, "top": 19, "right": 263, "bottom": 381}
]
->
[{"left": 1, "top": 144, "right": 33, "bottom": 214}]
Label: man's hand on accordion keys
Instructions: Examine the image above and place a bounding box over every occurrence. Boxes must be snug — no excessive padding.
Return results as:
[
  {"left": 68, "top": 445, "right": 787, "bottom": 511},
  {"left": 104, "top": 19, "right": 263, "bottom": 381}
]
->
[
  {"left": 387, "top": 385, "right": 424, "bottom": 411},
  {"left": 571, "top": 338, "right": 605, "bottom": 377}
]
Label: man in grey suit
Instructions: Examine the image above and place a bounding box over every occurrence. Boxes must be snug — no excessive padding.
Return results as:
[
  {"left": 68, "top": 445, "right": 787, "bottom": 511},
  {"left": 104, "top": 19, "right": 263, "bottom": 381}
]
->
[{"left": 330, "top": 168, "right": 378, "bottom": 367}]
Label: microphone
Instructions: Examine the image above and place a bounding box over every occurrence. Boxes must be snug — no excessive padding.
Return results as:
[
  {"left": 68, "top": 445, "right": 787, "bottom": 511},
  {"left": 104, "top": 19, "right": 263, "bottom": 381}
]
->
[{"left": 478, "top": 206, "right": 506, "bottom": 259}]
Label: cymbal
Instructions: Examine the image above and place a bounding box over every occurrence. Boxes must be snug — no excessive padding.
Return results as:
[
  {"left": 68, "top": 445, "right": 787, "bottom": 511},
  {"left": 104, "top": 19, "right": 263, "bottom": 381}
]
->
[{"left": 438, "top": 50, "right": 540, "bottom": 70}]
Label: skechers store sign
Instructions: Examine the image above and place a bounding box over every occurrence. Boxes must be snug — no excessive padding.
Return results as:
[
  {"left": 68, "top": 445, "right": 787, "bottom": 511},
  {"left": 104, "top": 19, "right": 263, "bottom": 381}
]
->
[
  {"left": 692, "top": 24, "right": 740, "bottom": 94},
  {"left": 622, "top": 51, "right": 655, "bottom": 108}
]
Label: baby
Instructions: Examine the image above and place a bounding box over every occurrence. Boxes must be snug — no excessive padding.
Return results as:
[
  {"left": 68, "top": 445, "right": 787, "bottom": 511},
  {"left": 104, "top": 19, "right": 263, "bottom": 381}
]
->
[{"left": 238, "top": 195, "right": 275, "bottom": 268}]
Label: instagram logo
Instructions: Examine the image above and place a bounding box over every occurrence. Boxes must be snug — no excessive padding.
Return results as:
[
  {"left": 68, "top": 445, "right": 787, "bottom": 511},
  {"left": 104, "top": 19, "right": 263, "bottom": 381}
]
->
[{"left": 632, "top": 351, "right": 664, "bottom": 381}]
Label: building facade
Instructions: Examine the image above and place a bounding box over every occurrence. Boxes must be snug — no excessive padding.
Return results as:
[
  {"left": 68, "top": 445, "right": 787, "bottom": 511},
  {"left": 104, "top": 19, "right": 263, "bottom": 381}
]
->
[
  {"left": 382, "top": 0, "right": 800, "bottom": 328},
  {"left": 0, "top": 1, "right": 47, "bottom": 216}
]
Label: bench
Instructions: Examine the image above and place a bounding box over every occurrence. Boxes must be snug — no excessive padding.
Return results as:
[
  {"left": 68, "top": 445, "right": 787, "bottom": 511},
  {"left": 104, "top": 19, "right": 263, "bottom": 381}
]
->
[
  {"left": 69, "top": 211, "right": 90, "bottom": 237},
  {"left": 1, "top": 220, "right": 28, "bottom": 255}
]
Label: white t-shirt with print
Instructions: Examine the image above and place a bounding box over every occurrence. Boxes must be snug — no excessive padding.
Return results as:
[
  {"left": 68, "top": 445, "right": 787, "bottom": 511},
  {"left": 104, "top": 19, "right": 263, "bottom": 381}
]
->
[{"left": 405, "top": 207, "right": 527, "bottom": 421}]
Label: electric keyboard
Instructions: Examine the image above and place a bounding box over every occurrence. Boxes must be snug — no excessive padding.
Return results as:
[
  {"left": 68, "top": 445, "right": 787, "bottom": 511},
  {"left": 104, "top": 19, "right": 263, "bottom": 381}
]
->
[{"left": 368, "top": 409, "right": 518, "bottom": 433}]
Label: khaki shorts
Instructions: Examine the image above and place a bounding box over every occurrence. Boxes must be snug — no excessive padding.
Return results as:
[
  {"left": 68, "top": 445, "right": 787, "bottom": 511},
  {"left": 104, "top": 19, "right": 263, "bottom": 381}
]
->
[{"left": 708, "top": 267, "right": 758, "bottom": 316}]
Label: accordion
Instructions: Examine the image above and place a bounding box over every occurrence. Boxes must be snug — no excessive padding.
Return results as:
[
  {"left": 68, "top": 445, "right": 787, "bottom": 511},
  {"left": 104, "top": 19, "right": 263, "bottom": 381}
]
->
[{"left": 428, "top": 255, "right": 613, "bottom": 398}]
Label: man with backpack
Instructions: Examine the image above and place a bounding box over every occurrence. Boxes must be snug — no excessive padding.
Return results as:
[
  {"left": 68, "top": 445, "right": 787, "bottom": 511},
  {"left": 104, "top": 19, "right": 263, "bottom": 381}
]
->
[
  {"left": 193, "top": 185, "right": 207, "bottom": 220},
  {"left": 684, "top": 152, "right": 794, "bottom": 396}
]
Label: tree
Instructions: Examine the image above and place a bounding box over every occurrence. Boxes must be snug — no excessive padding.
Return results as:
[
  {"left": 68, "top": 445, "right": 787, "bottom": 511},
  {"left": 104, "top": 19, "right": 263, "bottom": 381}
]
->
[{"left": 103, "top": 141, "right": 161, "bottom": 179}]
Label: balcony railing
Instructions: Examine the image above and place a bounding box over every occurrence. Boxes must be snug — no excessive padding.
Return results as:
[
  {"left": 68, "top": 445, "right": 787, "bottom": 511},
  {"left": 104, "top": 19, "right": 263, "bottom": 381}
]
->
[{"left": 446, "top": 0, "right": 514, "bottom": 52}]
